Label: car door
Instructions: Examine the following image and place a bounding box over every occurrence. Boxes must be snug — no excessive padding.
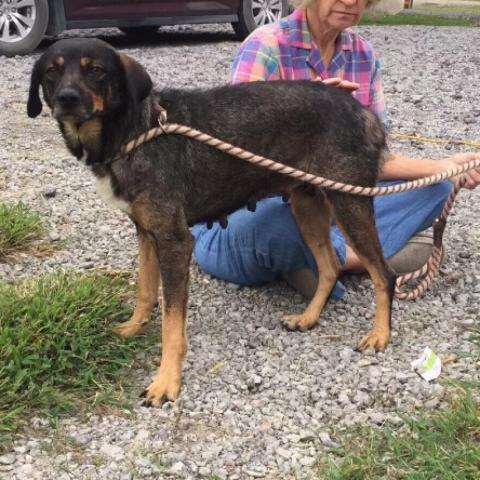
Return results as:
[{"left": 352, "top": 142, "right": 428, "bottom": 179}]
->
[{"left": 63, "top": 1, "right": 239, "bottom": 21}]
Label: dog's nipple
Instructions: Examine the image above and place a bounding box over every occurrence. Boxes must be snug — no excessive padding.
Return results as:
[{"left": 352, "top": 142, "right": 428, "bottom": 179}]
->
[
  {"left": 219, "top": 215, "right": 228, "bottom": 229},
  {"left": 247, "top": 199, "right": 257, "bottom": 212}
]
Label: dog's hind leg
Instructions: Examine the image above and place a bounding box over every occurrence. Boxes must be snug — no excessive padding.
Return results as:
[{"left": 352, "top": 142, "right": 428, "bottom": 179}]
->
[
  {"left": 284, "top": 188, "right": 341, "bottom": 331},
  {"left": 329, "top": 193, "right": 396, "bottom": 352},
  {"left": 114, "top": 232, "right": 160, "bottom": 337}
]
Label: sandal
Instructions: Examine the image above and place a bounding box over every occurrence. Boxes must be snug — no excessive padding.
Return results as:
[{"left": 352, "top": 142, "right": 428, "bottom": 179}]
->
[{"left": 387, "top": 231, "right": 445, "bottom": 275}]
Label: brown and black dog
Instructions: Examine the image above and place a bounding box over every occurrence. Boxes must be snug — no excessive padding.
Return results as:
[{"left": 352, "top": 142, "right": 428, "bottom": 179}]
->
[{"left": 28, "top": 38, "right": 396, "bottom": 407}]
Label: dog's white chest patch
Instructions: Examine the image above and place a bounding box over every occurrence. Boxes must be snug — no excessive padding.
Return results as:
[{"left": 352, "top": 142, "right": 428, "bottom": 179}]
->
[
  {"left": 95, "top": 176, "right": 131, "bottom": 214},
  {"left": 79, "top": 149, "right": 88, "bottom": 164}
]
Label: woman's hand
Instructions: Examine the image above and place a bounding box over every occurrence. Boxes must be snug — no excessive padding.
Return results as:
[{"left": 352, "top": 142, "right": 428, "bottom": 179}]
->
[
  {"left": 312, "top": 74, "right": 360, "bottom": 92},
  {"left": 379, "top": 151, "right": 480, "bottom": 184},
  {"left": 440, "top": 152, "right": 480, "bottom": 190}
]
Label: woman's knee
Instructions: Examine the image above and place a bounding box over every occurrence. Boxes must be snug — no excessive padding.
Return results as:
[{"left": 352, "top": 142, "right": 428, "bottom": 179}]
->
[
  {"left": 428, "top": 180, "right": 453, "bottom": 218},
  {"left": 410, "top": 181, "right": 453, "bottom": 234},
  {"left": 431, "top": 180, "right": 453, "bottom": 201}
]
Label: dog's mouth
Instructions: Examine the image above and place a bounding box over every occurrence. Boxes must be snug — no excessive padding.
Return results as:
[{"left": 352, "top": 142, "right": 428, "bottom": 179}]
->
[{"left": 52, "top": 104, "right": 92, "bottom": 123}]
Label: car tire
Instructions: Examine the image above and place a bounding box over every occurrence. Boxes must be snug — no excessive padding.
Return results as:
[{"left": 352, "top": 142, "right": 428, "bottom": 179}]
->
[
  {"left": 232, "top": 0, "right": 289, "bottom": 40},
  {"left": 0, "top": 0, "right": 49, "bottom": 57},
  {"left": 119, "top": 26, "right": 159, "bottom": 36}
]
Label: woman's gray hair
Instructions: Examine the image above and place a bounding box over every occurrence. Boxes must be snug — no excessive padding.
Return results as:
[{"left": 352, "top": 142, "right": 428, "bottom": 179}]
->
[{"left": 288, "top": 0, "right": 383, "bottom": 10}]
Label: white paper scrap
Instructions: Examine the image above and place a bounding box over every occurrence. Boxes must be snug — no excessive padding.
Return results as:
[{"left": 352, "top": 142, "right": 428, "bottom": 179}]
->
[{"left": 410, "top": 347, "right": 442, "bottom": 381}]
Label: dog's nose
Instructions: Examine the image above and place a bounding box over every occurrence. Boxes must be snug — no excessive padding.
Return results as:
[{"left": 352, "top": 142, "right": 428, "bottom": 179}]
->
[{"left": 57, "top": 87, "right": 81, "bottom": 105}]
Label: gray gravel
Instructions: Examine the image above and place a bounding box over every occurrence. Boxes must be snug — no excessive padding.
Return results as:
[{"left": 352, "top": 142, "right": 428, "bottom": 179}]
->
[{"left": 1, "top": 24, "right": 480, "bottom": 480}]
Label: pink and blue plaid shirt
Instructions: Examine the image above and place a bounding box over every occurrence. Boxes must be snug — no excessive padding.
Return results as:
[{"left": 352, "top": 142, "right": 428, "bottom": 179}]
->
[{"left": 229, "top": 8, "right": 388, "bottom": 128}]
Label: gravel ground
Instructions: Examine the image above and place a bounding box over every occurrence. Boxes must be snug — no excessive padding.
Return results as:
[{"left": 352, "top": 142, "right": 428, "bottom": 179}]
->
[{"left": 1, "top": 24, "right": 480, "bottom": 480}]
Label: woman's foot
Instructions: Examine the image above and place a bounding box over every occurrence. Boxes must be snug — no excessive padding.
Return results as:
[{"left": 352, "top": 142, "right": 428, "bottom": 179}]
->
[
  {"left": 282, "top": 232, "right": 442, "bottom": 299},
  {"left": 343, "top": 232, "right": 438, "bottom": 274}
]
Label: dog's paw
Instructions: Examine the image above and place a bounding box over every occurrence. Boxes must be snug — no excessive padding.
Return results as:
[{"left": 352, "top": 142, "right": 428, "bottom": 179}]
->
[
  {"left": 282, "top": 313, "right": 318, "bottom": 332},
  {"left": 357, "top": 329, "right": 390, "bottom": 353},
  {"left": 113, "top": 318, "right": 148, "bottom": 337},
  {"left": 140, "top": 371, "right": 181, "bottom": 408}
]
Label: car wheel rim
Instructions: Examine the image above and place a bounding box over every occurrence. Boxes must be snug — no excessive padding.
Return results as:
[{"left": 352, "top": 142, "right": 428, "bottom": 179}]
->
[
  {"left": 251, "top": 0, "right": 283, "bottom": 27},
  {"left": 0, "top": 0, "right": 36, "bottom": 43}
]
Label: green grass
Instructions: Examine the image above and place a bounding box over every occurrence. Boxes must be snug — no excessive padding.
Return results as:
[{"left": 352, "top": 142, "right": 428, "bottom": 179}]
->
[
  {"left": 318, "top": 391, "right": 480, "bottom": 479},
  {"left": 317, "top": 324, "right": 480, "bottom": 480},
  {"left": 360, "top": 12, "right": 476, "bottom": 26},
  {"left": 0, "top": 271, "right": 152, "bottom": 451},
  {"left": 0, "top": 202, "right": 46, "bottom": 259},
  {"left": 414, "top": 5, "right": 480, "bottom": 16}
]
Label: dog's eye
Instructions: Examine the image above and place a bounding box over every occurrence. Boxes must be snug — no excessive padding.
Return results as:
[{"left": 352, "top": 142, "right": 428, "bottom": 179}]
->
[
  {"left": 89, "top": 65, "right": 106, "bottom": 78},
  {"left": 45, "top": 66, "right": 58, "bottom": 78}
]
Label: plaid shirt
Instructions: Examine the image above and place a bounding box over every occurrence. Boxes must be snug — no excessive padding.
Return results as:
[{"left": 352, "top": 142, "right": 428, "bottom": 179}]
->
[{"left": 229, "top": 8, "right": 388, "bottom": 129}]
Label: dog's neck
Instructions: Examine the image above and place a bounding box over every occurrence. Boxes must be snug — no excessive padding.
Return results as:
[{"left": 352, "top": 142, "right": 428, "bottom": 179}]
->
[
  {"left": 60, "top": 117, "right": 103, "bottom": 164},
  {"left": 59, "top": 98, "right": 152, "bottom": 173}
]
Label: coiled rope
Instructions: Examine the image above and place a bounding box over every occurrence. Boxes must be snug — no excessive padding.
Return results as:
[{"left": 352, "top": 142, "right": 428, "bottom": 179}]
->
[
  {"left": 394, "top": 178, "right": 464, "bottom": 300},
  {"left": 111, "top": 113, "right": 480, "bottom": 301}
]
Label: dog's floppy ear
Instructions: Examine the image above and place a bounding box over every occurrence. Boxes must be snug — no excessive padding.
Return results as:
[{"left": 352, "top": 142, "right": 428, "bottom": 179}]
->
[
  {"left": 120, "top": 54, "right": 153, "bottom": 104},
  {"left": 27, "top": 56, "right": 46, "bottom": 118}
]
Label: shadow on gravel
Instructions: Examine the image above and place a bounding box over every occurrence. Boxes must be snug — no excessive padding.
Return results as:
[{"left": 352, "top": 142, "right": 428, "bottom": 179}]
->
[{"left": 33, "top": 27, "right": 239, "bottom": 56}]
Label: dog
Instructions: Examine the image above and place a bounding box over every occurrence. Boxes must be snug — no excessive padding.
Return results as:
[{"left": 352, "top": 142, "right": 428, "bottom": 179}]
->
[{"left": 28, "top": 38, "right": 396, "bottom": 407}]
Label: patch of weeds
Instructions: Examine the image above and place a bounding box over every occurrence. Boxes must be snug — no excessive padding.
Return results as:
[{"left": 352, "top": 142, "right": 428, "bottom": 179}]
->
[
  {"left": 39, "top": 432, "right": 107, "bottom": 468},
  {"left": 0, "top": 270, "right": 154, "bottom": 451},
  {"left": 414, "top": 5, "right": 480, "bottom": 16},
  {"left": 454, "top": 327, "right": 480, "bottom": 390},
  {"left": 316, "top": 311, "right": 480, "bottom": 479},
  {"left": 317, "top": 389, "right": 480, "bottom": 479},
  {"left": 0, "top": 170, "right": 7, "bottom": 190},
  {"left": 360, "top": 13, "right": 475, "bottom": 26},
  {"left": 0, "top": 202, "right": 46, "bottom": 259},
  {"left": 150, "top": 452, "right": 166, "bottom": 473},
  {"left": 123, "top": 451, "right": 166, "bottom": 479},
  {"left": 457, "top": 328, "right": 480, "bottom": 361}
]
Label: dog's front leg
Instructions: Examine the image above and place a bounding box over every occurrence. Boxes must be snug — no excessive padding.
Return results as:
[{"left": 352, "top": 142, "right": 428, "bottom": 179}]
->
[
  {"left": 143, "top": 233, "right": 192, "bottom": 406},
  {"left": 114, "top": 232, "right": 160, "bottom": 337},
  {"left": 133, "top": 203, "right": 193, "bottom": 407}
]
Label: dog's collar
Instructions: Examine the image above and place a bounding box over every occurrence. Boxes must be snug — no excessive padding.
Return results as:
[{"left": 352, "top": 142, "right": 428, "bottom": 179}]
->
[
  {"left": 151, "top": 96, "right": 168, "bottom": 125},
  {"left": 106, "top": 99, "right": 168, "bottom": 166}
]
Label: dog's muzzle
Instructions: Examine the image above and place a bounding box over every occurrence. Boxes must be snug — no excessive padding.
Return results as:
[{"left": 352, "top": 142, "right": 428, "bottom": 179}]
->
[{"left": 53, "top": 87, "right": 90, "bottom": 121}]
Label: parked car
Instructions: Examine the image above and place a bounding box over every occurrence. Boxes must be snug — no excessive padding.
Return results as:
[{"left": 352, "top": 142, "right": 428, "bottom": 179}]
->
[{"left": 0, "top": 0, "right": 289, "bottom": 57}]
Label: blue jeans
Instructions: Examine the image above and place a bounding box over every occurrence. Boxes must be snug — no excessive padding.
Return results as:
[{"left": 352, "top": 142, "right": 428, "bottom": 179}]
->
[{"left": 192, "top": 181, "right": 452, "bottom": 300}]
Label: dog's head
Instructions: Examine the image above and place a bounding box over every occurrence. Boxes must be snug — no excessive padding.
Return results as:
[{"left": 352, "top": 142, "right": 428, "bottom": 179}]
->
[{"left": 27, "top": 38, "right": 152, "bottom": 123}]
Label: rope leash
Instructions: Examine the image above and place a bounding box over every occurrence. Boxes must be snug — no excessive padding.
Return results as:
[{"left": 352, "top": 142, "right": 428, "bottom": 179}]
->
[
  {"left": 394, "top": 178, "right": 464, "bottom": 300},
  {"left": 112, "top": 113, "right": 479, "bottom": 301},
  {"left": 113, "top": 121, "right": 480, "bottom": 197}
]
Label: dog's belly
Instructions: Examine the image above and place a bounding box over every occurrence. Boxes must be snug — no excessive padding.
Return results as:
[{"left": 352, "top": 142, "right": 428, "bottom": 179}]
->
[
  {"left": 95, "top": 175, "right": 131, "bottom": 214},
  {"left": 185, "top": 175, "right": 293, "bottom": 226}
]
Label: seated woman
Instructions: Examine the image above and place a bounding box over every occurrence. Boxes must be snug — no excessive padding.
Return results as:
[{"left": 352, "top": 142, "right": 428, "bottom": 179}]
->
[{"left": 192, "top": 0, "right": 480, "bottom": 299}]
